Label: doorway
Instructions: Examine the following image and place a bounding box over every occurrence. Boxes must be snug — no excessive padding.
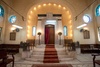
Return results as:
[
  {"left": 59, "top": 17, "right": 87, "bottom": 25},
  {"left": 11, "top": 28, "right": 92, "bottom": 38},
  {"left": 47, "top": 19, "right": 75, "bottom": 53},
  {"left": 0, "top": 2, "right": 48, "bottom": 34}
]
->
[{"left": 45, "top": 25, "right": 55, "bottom": 44}]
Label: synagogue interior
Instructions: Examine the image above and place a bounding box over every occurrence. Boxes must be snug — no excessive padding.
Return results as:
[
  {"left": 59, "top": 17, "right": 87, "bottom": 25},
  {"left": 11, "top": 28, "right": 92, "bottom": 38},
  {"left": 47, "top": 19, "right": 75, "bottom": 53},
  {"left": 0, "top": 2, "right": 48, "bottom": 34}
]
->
[{"left": 0, "top": 0, "right": 100, "bottom": 67}]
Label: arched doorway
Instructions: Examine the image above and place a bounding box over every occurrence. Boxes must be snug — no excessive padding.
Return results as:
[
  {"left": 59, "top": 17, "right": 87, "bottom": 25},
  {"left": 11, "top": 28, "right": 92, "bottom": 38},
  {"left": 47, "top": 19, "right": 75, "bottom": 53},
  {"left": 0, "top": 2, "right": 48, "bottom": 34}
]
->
[{"left": 45, "top": 25, "right": 55, "bottom": 44}]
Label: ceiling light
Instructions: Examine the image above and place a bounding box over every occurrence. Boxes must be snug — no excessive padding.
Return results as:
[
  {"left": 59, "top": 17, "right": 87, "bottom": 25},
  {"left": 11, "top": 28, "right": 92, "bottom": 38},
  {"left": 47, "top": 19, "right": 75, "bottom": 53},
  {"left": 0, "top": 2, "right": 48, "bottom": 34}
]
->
[
  {"left": 27, "top": 26, "right": 30, "bottom": 29},
  {"left": 53, "top": 4, "right": 56, "bottom": 6},
  {"left": 69, "top": 20, "right": 72, "bottom": 24},
  {"left": 38, "top": 5, "right": 41, "bottom": 8},
  {"left": 30, "top": 11, "right": 33, "bottom": 14},
  {"left": 67, "top": 11, "right": 69, "bottom": 14},
  {"left": 28, "top": 15, "right": 31, "bottom": 19},
  {"left": 43, "top": 4, "right": 46, "bottom": 6},
  {"left": 58, "top": 5, "right": 61, "bottom": 8},
  {"left": 69, "top": 15, "right": 71, "bottom": 19},
  {"left": 48, "top": 3, "right": 51, "bottom": 6},
  {"left": 34, "top": 7, "right": 36, "bottom": 10},
  {"left": 63, "top": 7, "right": 66, "bottom": 10}
]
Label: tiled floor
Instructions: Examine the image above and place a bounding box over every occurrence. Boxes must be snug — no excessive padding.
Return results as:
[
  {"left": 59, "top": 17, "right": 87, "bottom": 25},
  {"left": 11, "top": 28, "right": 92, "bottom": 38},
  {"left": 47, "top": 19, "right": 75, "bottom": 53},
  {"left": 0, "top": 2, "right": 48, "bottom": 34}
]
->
[{"left": 8, "top": 44, "right": 100, "bottom": 67}]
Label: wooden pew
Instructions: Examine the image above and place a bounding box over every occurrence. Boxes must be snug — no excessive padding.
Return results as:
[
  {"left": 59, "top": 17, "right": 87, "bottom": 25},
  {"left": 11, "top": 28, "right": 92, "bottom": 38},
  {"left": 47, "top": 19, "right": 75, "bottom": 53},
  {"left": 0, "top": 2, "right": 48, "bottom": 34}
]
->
[
  {"left": 92, "top": 53, "right": 100, "bottom": 67},
  {"left": 26, "top": 39, "right": 35, "bottom": 50},
  {"left": 80, "top": 45, "right": 100, "bottom": 53},
  {"left": 0, "top": 44, "right": 20, "bottom": 54},
  {"left": 0, "top": 50, "right": 14, "bottom": 67}
]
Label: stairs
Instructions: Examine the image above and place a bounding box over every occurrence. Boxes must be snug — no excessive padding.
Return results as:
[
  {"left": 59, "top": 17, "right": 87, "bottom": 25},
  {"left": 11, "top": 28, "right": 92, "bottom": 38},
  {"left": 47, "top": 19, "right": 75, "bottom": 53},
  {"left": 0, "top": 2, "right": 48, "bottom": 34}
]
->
[
  {"left": 43, "top": 45, "right": 59, "bottom": 63},
  {"left": 14, "top": 44, "right": 94, "bottom": 67}
]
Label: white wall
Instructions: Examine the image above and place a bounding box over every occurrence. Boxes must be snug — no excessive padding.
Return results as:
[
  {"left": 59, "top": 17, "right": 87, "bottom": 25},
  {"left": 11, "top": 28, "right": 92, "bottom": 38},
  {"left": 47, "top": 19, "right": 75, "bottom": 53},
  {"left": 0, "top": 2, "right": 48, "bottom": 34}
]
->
[
  {"left": 73, "top": 2, "right": 97, "bottom": 44},
  {"left": 1, "top": 0, "right": 99, "bottom": 45}
]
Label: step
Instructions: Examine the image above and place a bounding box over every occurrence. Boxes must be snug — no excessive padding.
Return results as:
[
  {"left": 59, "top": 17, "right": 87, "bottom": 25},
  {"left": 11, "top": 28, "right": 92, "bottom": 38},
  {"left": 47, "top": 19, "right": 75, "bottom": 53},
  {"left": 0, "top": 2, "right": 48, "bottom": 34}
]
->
[
  {"left": 46, "top": 46, "right": 55, "bottom": 48},
  {"left": 25, "top": 58, "right": 43, "bottom": 62},
  {"left": 45, "top": 53, "right": 57, "bottom": 55},
  {"left": 44, "top": 55, "right": 58, "bottom": 58},
  {"left": 31, "top": 55, "right": 44, "bottom": 57},
  {"left": 45, "top": 49, "right": 57, "bottom": 51},
  {"left": 43, "top": 59, "right": 59, "bottom": 63},
  {"left": 44, "top": 57, "right": 58, "bottom": 59},
  {"left": 45, "top": 51, "right": 57, "bottom": 52}
]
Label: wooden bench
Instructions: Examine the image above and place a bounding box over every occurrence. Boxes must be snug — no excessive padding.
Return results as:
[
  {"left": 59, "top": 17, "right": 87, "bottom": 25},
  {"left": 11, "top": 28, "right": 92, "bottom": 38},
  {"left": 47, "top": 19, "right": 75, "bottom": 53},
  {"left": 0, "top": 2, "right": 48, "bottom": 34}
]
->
[
  {"left": 0, "top": 44, "right": 20, "bottom": 54},
  {"left": 92, "top": 53, "right": 100, "bottom": 67},
  {"left": 26, "top": 39, "right": 35, "bottom": 50},
  {"left": 0, "top": 50, "right": 14, "bottom": 67},
  {"left": 80, "top": 45, "right": 100, "bottom": 53}
]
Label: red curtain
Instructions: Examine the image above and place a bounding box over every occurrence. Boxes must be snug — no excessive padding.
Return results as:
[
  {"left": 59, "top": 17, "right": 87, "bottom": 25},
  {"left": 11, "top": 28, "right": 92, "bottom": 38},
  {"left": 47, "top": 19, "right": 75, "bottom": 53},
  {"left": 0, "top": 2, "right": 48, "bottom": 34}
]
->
[{"left": 45, "top": 27, "right": 49, "bottom": 44}]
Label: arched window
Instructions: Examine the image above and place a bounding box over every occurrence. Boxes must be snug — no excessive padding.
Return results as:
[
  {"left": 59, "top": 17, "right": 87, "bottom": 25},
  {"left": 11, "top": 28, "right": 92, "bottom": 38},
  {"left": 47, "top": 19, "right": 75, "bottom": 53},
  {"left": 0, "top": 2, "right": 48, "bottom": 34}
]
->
[
  {"left": 95, "top": 5, "right": 100, "bottom": 16},
  {"left": 0, "top": 5, "right": 4, "bottom": 17},
  {"left": 32, "top": 26, "right": 36, "bottom": 36},
  {"left": 63, "top": 26, "right": 67, "bottom": 36}
]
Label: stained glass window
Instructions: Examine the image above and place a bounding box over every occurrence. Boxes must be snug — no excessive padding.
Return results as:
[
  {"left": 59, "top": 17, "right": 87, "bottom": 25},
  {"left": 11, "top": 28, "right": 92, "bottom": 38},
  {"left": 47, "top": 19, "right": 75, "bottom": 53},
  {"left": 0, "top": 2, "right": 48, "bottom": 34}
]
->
[
  {"left": 8, "top": 15, "right": 16, "bottom": 23},
  {"left": 96, "top": 5, "right": 100, "bottom": 16},
  {"left": 64, "top": 26, "right": 67, "bottom": 36},
  {"left": 0, "top": 5, "right": 4, "bottom": 17}
]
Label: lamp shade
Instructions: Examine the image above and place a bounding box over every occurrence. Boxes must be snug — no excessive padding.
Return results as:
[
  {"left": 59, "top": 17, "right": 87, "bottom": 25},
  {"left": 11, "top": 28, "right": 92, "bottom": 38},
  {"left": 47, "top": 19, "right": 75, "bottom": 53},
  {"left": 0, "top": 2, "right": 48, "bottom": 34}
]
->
[
  {"left": 38, "top": 32, "right": 41, "bottom": 35},
  {"left": 58, "top": 32, "right": 62, "bottom": 36}
]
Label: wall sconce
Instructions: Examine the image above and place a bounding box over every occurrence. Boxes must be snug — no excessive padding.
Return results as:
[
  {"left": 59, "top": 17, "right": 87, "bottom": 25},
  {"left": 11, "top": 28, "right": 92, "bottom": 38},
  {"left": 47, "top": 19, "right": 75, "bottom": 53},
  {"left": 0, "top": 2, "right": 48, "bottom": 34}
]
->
[
  {"left": 58, "top": 32, "right": 62, "bottom": 45},
  {"left": 11, "top": 27, "right": 20, "bottom": 32},
  {"left": 11, "top": 24, "right": 23, "bottom": 32},
  {"left": 15, "top": 28, "right": 20, "bottom": 32},
  {"left": 37, "top": 32, "right": 41, "bottom": 45}
]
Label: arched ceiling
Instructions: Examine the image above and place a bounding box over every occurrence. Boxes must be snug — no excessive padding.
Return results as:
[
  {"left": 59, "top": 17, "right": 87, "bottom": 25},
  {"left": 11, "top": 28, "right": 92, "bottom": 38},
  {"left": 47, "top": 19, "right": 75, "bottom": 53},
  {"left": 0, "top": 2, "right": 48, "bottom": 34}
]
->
[{"left": 3, "top": 0, "right": 95, "bottom": 18}]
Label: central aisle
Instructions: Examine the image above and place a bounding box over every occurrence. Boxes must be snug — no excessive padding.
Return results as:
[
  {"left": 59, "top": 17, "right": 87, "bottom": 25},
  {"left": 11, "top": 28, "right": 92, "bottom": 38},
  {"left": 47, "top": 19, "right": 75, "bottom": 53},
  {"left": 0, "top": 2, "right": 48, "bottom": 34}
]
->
[{"left": 43, "top": 44, "right": 59, "bottom": 63}]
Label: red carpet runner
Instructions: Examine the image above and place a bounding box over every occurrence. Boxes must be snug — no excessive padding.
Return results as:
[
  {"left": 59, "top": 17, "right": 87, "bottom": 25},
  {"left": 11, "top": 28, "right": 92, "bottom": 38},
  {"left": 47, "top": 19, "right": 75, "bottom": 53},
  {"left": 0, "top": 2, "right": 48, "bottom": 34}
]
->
[{"left": 43, "top": 45, "right": 59, "bottom": 63}]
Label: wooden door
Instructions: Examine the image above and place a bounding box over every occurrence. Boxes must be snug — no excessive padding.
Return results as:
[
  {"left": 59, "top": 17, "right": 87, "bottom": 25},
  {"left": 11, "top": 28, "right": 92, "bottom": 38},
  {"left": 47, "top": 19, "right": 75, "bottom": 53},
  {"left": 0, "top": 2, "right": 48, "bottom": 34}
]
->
[{"left": 45, "top": 25, "right": 55, "bottom": 44}]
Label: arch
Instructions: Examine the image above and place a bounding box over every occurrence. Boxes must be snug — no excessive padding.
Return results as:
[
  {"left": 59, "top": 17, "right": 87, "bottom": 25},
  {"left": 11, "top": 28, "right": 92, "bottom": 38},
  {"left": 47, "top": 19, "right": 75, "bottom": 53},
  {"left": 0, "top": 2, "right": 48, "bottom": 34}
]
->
[
  {"left": 95, "top": 4, "right": 100, "bottom": 16},
  {"left": 26, "top": 3, "right": 73, "bottom": 40},
  {"left": 0, "top": 5, "right": 4, "bottom": 17},
  {"left": 25, "top": 1, "right": 76, "bottom": 18}
]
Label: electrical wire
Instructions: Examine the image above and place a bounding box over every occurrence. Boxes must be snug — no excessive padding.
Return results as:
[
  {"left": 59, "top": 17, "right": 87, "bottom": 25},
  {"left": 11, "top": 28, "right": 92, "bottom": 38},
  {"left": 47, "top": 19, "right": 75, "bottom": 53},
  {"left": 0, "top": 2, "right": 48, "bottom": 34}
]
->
[{"left": 1, "top": 0, "right": 24, "bottom": 21}]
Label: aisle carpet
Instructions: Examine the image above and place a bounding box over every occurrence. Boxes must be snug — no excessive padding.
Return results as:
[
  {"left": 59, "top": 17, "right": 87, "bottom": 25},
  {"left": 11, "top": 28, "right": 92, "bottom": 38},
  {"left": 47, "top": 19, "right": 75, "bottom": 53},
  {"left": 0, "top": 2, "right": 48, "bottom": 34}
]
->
[{"left": 43, "top": 45, "right": 59, "bottom": 63}]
